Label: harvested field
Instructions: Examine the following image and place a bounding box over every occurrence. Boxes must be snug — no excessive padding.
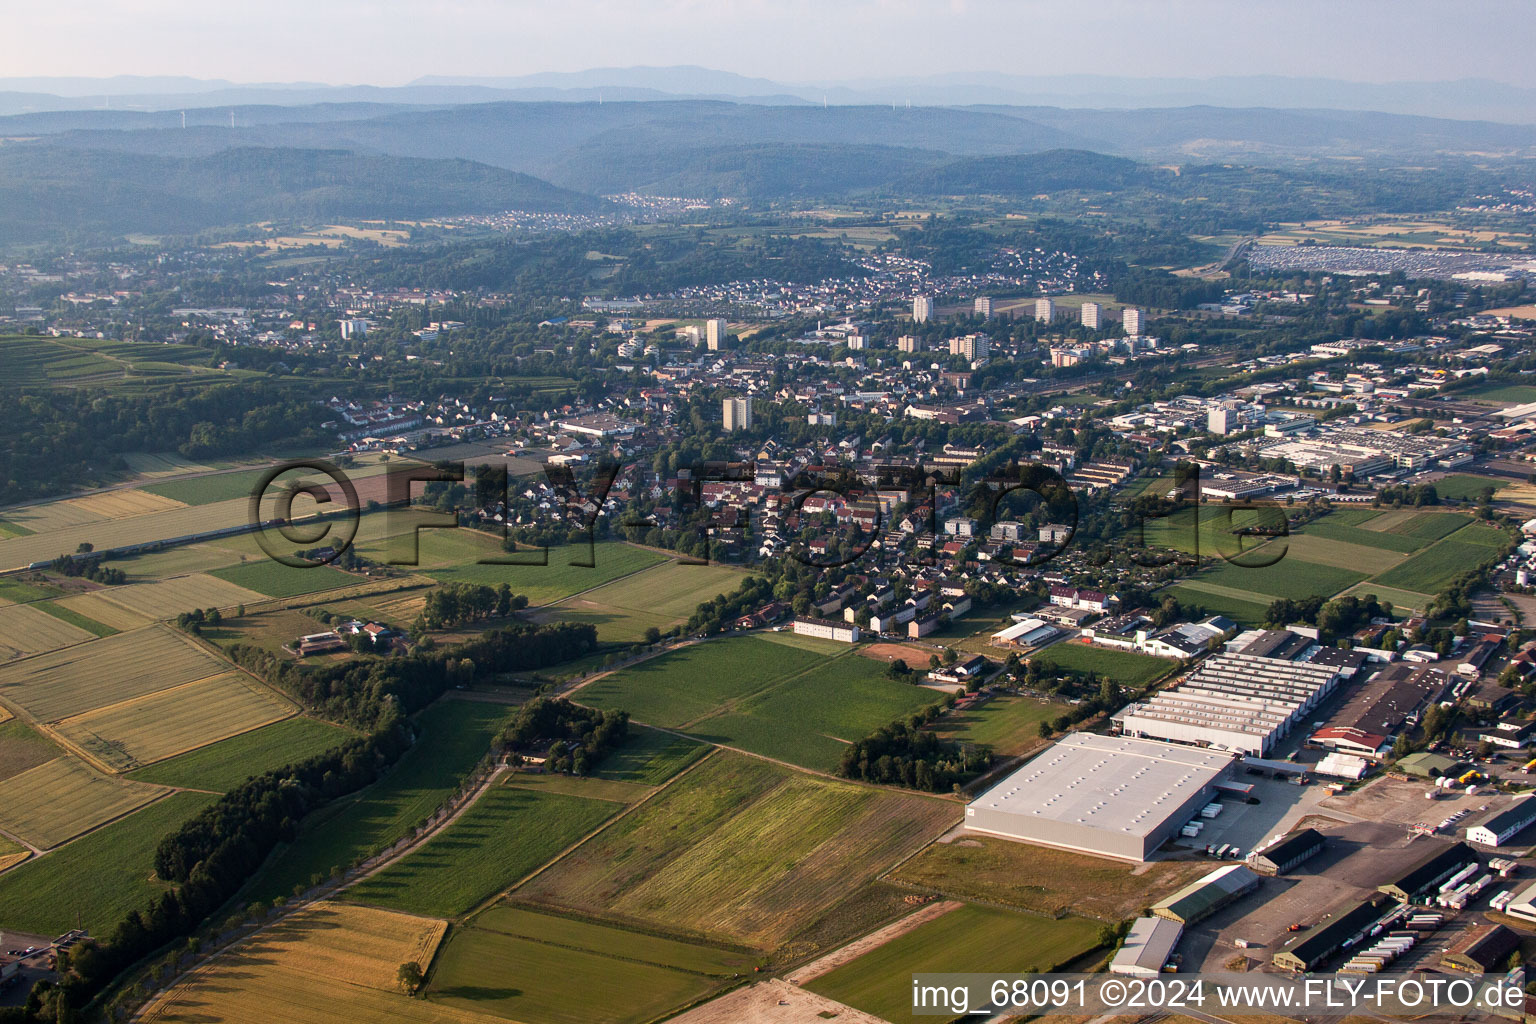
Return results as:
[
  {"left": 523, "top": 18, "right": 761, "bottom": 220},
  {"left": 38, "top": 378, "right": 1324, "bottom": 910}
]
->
[
  {"left": 1277, "top": 533, "right": 1407, "bottom": 575},
  {"left": 140, "top": 902, "right": 499, "bottom": 1024},
  {"left": 122, "top": 452, "right": 214, "bottom": 478},
  {"left": 0, "top": 756, "right": 167, "bottom": 848},
  {"left": 0, "top": 718, "right": 59, "bottom": 782},
  {"left": 127, "top": 715, "right": 353, "bottom": 791},
  {"left": 542, "top": 560, "right": 744, "bottom": 641},
  {"left": 0, "top": 625, "right": 230, "bottom": 722},
  {"left": 63, "top": 489, "right": 187, "bottom": 520},
  {"left": 0, "top": 602, "right": 95, "bottom": 662},
  {"left": 51, "top": 591, "right": 155, "bottom": 631},
  {"left": 53, "top": 671, "right": 296, "bottom": 772},
  {"left": 516, "top": 751, "right": 958, "bottom": 948},
  {"left": 96, "top": 573, "right": 267, "bottom": 618}
]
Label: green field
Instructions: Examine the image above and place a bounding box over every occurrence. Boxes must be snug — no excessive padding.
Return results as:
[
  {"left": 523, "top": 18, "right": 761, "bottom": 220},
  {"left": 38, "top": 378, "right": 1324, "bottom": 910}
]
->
[
  {"left": 1432, "top": 475, "right": 1510, "bottom": 502},
  {"left": 515, "top": 750, "right": 957, "bottom": 948},
  {"left": 1298, "top": 517, "right": 1423, "bottom": 553},
  {"left": 0, "top": 718, "right": 61, "bottom": 782},
  {"left": 475, "top": 905, "right": 754, "bottom": 974},
  {"left": 581, "top": 638, "right": 934, "bottom": 771},
  {"left": 0, "top": 791, "right": 217, "bottom": 935},
  {"left": 577, "top": 636, "right": 830, "bottom": 728},
  {"left": 425, "top": 541, "right": 665, "bottom": 605},
  {"left": 1163, "top": 583, "right": 1274, "bottom": 626},
  {"left": 542, "top": 559, "right": 744, "bottom": 641},
  {"left": 428, "top": 915, "right": 725, "bottom": 1024},
  {"left": 1374, "top": 536, "right": 1507, "bottom": 594},
  {"left": 927, "top": 694, "right": 1058, "bottom": 756},
  {"left": 243, "top": 700, "right": 513, "bottom": 903},
  {"left": 142, "top": 467, "right": 281, "bottom": 506},
  {"left": 1378, "top": 510, "right": 1475, "bottom": 542},
  {"left": 806, "top": 904, "right": 1102, "bottom": 1024},
  {"left": 209, "top": 560, "right": 360, "bottom": 598},
  {"left": 0, "top": 578, "right": 63, "bottom": 603},
  {"left": 126, "top": 715, "right": 355, "bottom": 791},
  {"left": 1029, "top": 641, "right": 1173, "bottom": 687},
  {"left": 1336, "top": 582, "right": 1433, "bottom": 614},
  {"left": 343, "top": 783, "right": 620, "bottom": 918},
  {"left": 1190, "top": 554, "right": 1367, "bottom": 602},
  {"left": 1135, "top": 504, "right": 1284, "bottom": 559},
  {"left": 593, "top": 726, "right": 708, "bottom": 786}
]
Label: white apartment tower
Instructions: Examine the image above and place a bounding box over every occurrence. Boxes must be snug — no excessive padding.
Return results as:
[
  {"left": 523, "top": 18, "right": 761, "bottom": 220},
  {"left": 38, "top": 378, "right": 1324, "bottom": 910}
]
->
[
  {"left": 1122, "top": 308, "right": 1143, "bottom": 337},
  {"left": 723, "top": 396, "right": 753, "bottom": 431},
  {"left": 705, "top": 318, "right": 727, "bottom": 350},
  {"left": 1034, "top": 297, "right": 1054, "bottom": 323},
  {"left": 912, "top": 295, "right": 932, "bottom": 323},
  {"left": 973, "top": 296, "right": 993, "bottom": 319},
  {"left": 949, "top": 333, "right": 990, "bottom": 361},
  {"left": 1080, "top": 302, "right": 1101, "bottom": 329}
]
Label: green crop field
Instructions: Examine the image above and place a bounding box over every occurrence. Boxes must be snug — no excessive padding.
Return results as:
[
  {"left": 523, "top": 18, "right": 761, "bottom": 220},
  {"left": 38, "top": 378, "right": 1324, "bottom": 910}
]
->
[
  {"left": 682, "top": 655, "right": 937, "bottom": 771},
  {"left": 578, "top": 635, "right": 830, "bottom": 728},
  {"left": 142, "top": 467, "right": 286, "bottom": 506},
  {"left": 0, "top": 578, "right": 62, "bottom": 604},
  {"left": 343, "top": 784, "right": 620, "bottom": 918},
  {"left": 425, "top": 540, "right": 665, "bottom": 605},
  {"left": 544, "top": 560, "right": 744, "bottom": 641},
  {"left": 515, "top": 751, "right": 957, "bottom": 948},
  {"left": 1377, "top": 510, "right": 1474, "bottom": 542},
  {"left": 1374, "top": 537, "right": 1507, "bottom": 595},
  {"left": 1336, "top": 582, "right": 1433, "bottom": 614},
  {"left": 1460, "top": 382, "right": 1536, "bottom": 404},
  {"left": 1432, "top": 475, "right": 1510, "bottom": 501},
  {"left": 1029, "top": 641, "right": 1173, "bottom": 687},
  {"left": 209, "top": 560, "right": 360, "bottom": 598},
  {"left": 475, "top": 905, "right": 754, "bottom": 975},
  {"left": 807, "top": 904, "right": 1102, "bottom": 1024},
  {"left": 243, "top": 700, "right": 513, "bottom": 904},
  {"left": 0, "top": 625, "right": 230, "bottom": 723},
  {"left": 593, "top": 726, "right": 708, "bottom": 786},
  {"left": 1189, "top": 554, "right": 1367, "bottom": 602},
  {"left": 0, "top": 791, "right": 217, "bottom": 935},
  {"left": 127, "top": 715, "right": 355, "bottom": 791},
  {"left": 1135, "top": 504, "right": 1285, "bottom": 558},
  {"left": 1297, "top": 517, "right": 1423, "bottom": 553},
  {"left": 1162, "top": 583, "right": 1273, "bottom": 626},
  {"left": 0, "top": 756, "right": 168, "bottom": 849},
  {"left": 427, "top": 917, "right": 724, "bottom": 1024},
  {"left": 1277, "top": 533, "right": 1408, "bottom": 575},
  {"left": 926, "top": 694, "right": 1059, "bottom": 756}
]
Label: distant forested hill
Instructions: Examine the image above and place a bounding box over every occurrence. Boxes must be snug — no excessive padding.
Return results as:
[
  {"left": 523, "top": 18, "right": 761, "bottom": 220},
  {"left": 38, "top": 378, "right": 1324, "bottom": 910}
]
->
[{"left": 0, "top": 145, "right": 602, "bottom": 245}]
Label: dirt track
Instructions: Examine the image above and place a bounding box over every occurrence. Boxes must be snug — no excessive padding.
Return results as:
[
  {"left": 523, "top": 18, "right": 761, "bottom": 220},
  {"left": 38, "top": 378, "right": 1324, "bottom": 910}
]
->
[{"left": 667, "top": 979, "right": 887, "bottom": 1024}]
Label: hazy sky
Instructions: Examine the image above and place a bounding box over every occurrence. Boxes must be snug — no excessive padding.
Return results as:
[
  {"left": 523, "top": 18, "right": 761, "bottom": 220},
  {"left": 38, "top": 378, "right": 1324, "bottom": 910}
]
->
[{"left": 10, "top": 0, "right": 1536, "bottom": 88}]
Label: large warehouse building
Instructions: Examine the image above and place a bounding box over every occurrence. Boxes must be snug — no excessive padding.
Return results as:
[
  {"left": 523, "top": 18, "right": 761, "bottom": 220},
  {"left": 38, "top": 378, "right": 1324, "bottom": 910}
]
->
[
  {"left": 1112, "top": 652, "right": 1343, "bottom": 756},
  {"left": 964, "top": 733, "right": 1236, "bottom": 861}
]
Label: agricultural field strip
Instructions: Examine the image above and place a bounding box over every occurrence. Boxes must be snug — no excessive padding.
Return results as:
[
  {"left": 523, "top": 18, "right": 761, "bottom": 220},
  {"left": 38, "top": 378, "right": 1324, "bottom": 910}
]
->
[
  {"left": 672, "top": 647, "right": 864, "bottom": 736},
  {"left": 468, "top": 906, "right": 750, "bottom": 977}
]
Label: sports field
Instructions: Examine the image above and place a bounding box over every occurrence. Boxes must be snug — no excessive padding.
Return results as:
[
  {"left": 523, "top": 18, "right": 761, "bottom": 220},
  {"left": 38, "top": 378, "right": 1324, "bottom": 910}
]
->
[
  {"left": 0, "top": 756, "right": 168, "bottom": 848},
  {"left": 892, "top": 834, "right": 1220, "bottom": 920},
  {"left": 0, "top": 791, "right": 216, "bottom": 934},
  {"left": 428, "top": 909, "right": 732, "bottom": 1024},
  {"left": 516, "top": 751, "right": 957, "bottom": 948},
  {"left": 344, "top": 782, "right": 621, "bottom": 918},
  {"left": 543, "top": 559, "right": 744, "bottom": 641},
  {"left": 53, "top": 671, "right": 296, "bottom": 772},
  {"left": 806, "top": 904, "right": 1102, "bottom": 1023},
  {"left": 1029, "top": 641, "right": 1173, "bottom": 687},
  {"left": 127, "top": 715, "right": 354, "bottom": 791},
  {"left": 244, "top": 700, "right": 513, "bottom": 904},
  {"left": 96, "top": 573, "right": 267, "bottom": 618},
  {"left": 0, "top": 625, "right": 230, "bottom": 722},
  {"left": 425, "top": 540, "right": 666, "bottom": 605},
  {"left": 141, "top": 902, "right": 500, "bottom": 1024},
  {"left": 927, "top": 694, "right": 1060, "bottom": 756},
  {"left": 0, "top": 602, "right": 96, "bottom": 661},
  {"left": 209, "top": 560, "right": 360, "bottom": 598}
]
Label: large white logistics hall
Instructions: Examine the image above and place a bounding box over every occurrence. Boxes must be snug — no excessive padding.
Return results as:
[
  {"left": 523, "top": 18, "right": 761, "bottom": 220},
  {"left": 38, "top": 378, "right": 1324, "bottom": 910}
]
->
[{"left": 964, "top": 733, "right": 1237, "bottom": 861}]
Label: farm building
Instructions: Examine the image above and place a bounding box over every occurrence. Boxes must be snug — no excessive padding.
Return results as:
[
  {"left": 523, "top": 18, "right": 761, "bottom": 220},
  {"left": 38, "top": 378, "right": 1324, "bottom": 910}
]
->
[
  {"left": 792, "top": 617, "right": 860, "bottom": 643},
  {"left": 1466, "top": 796, "right": 1536, "bottom": 847},
  {"left": 1112, "top": 653, "right": 1340, "bottom": 756},
  {"left": 1110, "top": 917, "right": 1183, "bottom": 977},
  {"left": 1247, "top": 828, "right": 1325, "bottom": 876},
  {"left": 1151, "top": 863, "right": 1259, "bottom": 925},
  {"left": 964, "top": 733, "right": 1236, "bottom": 862},
  {"left": 1378, "top": 842, "right": 1478, "bottom": 903},
  {"left": 1272, "top": 897, "right": 1394, "bottom": 973},
  {"left": 1442, "top": 924, "right": 1520, "bottom": 974}
]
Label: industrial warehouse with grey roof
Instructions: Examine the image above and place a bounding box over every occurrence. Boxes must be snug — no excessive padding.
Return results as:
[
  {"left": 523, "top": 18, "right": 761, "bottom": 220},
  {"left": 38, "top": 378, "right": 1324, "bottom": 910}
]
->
[{"left": 964, "top": 733, "right": 1236, "bottom": 861}]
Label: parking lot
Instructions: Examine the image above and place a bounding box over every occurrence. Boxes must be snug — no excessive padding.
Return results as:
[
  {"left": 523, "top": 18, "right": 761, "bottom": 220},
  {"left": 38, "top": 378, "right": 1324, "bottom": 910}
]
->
[{"left": 1166, "top": 775, "right": 1336, "bottom": 862}]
